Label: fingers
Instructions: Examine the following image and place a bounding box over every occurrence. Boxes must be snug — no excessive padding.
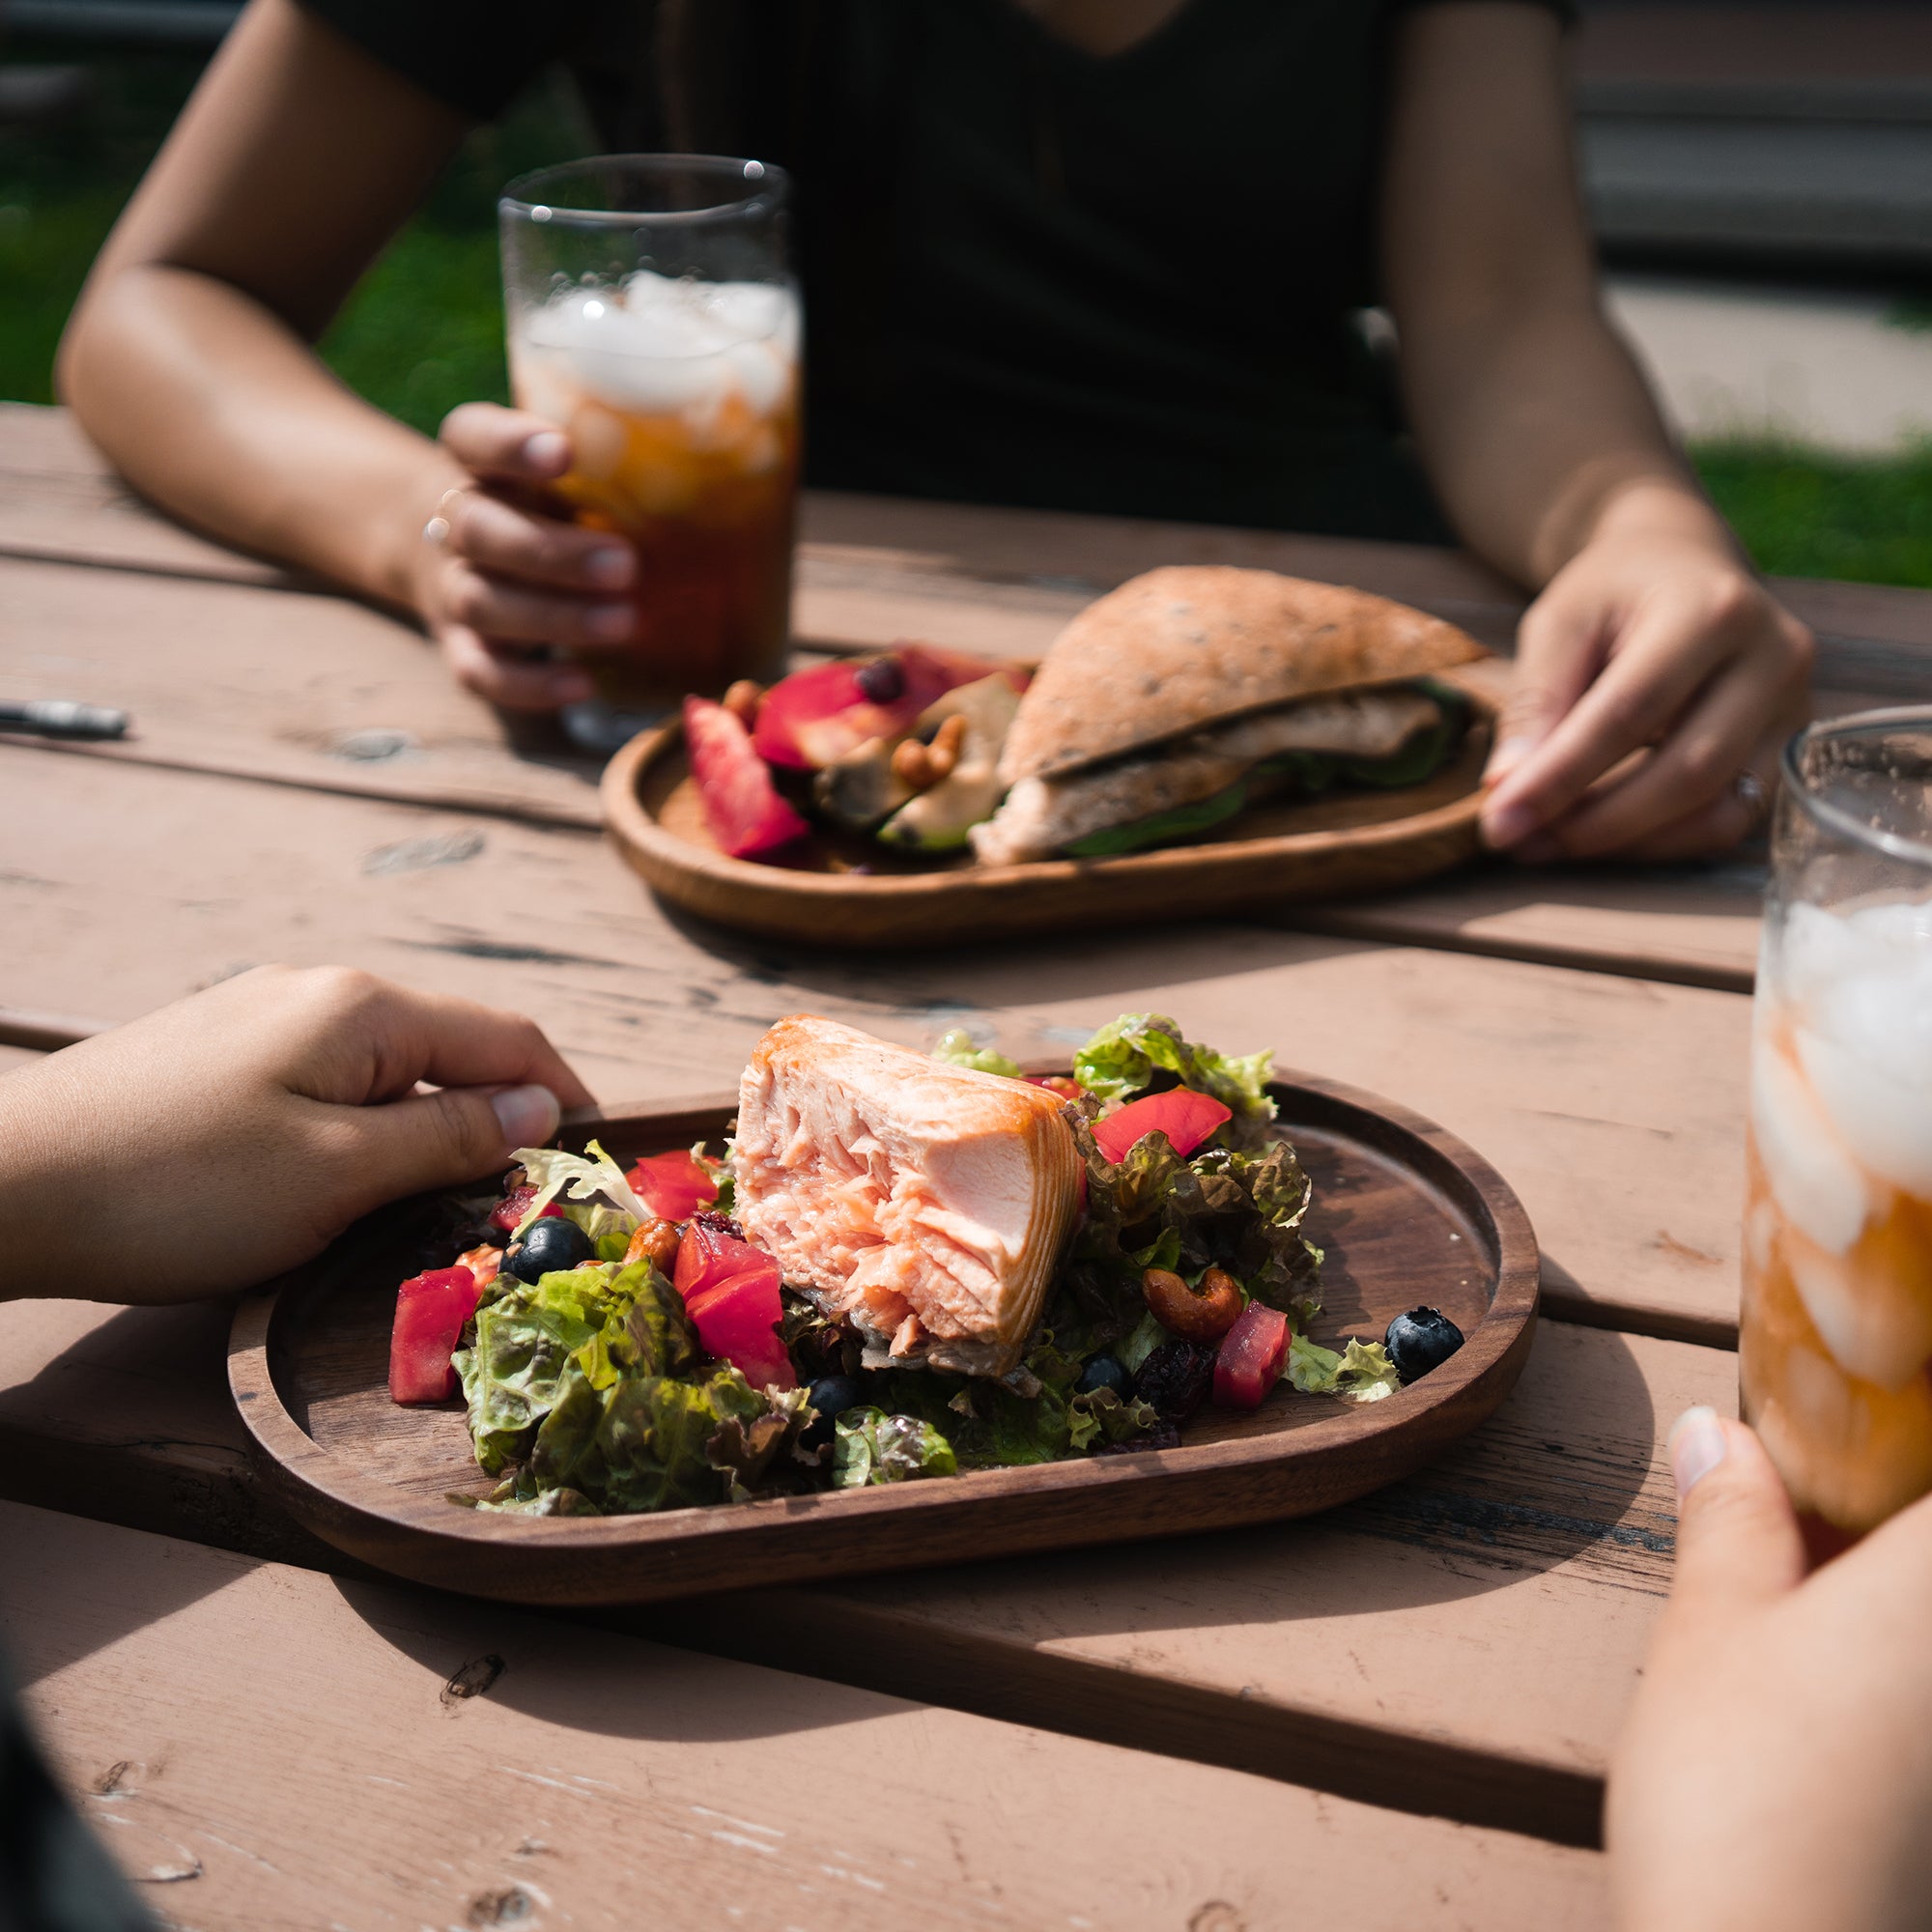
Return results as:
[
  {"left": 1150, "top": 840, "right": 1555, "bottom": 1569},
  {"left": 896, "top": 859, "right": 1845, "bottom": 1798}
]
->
[
  {"left": 439, "top": 625, "right": 594, "bottom": 712},
  {"left": 273, "top": 966, "right": 596, "bottom": 1111},
  {"left": 1484, "top": 587, "right": 1608, "bottom": 793},
  {"left": 1518, "top": 669, "right": 1789, "bottom": 861},
  {"left": 1484, "top": 589, "right": 1737, "bottom": 849},
  {"left": 322, "top": 1081, "right": 565, "bottom": 1204},
  {"left": 1662, "top": 1407, "right": 1806, "bottom": 1637},
  {"left": 439, "top": 402, "right": 573, "bottom": 485},
  {"left": 445, "top": 490, "right": 636, "bottom": 595},
  {"left": 439, "top": 558, "right": 636, "bottom": 650}
]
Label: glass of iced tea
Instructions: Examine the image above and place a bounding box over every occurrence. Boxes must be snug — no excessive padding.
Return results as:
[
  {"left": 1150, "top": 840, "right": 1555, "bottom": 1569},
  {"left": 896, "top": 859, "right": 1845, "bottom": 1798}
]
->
[
  {"left": 1743, "top": 708, "right": 1932, "bottom": 1555},
  {"left": 499, "top": 156, "right": 799, "bottom": 729}
]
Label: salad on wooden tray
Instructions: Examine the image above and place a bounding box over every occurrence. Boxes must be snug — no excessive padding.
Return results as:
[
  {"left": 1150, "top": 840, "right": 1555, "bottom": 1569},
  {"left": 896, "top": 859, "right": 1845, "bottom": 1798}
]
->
[{"left": 386, "top": 1013, "right": 1466, "bottom": 1517}]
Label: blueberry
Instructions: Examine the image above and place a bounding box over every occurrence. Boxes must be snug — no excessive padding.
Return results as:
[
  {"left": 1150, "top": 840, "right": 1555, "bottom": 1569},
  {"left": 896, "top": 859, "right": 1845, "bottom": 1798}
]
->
[
  {"left": 803, "top": 1374, "right": 867, "bottom": 1451},
  {"left": 854, "top": 654, "right": 905, "bottom": 703},
  {"left": 506, "top": 1215, "right": 595, "bottom": 1284},
  {"left": 1075, "top": 1354, "right": 1131, "bottom": 1399},
  {"left": 1383, "top": 1306, "right": 1464, "bottom": 1383}
]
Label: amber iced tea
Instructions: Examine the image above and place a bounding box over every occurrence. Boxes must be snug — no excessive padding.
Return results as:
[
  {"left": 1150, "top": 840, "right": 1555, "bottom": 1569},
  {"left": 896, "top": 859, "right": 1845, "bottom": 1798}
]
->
[
  {"left": 500, "top": 158, "right": 798, "bottom": 714},
  {"left": 1740, "top": 715, "right": 1932, "bottom": 1548},
  {"left": 510, "top": 274, "right": 800, "bottom": 708}
]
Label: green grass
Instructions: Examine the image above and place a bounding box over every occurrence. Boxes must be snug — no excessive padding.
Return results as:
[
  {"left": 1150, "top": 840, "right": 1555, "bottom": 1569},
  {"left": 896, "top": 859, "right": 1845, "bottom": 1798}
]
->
[
  {"left": 5, "top": 47, "right": 1932, "bottom": 583},
  {"left": 1691, "top": 441, "right": 1932, "bottom": 589},
  {"left": 0, "top": 46, "right": 585, "bottom": 428}
]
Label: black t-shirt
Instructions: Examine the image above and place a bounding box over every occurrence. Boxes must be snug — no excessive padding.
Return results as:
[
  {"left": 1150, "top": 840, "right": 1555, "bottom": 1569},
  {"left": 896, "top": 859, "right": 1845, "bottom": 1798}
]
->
[{"left": 302, "top": 0, "right": 1562, "bottom": 541}]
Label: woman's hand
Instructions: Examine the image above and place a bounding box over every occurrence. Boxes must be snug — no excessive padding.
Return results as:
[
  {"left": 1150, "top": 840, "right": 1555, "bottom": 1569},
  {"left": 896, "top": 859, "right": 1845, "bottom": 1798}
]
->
[
  {"left": 412, "top": 403, "right": 643, "bottom": 713},
  {"left": 0, "top": 966, "right": 593, "bottom": 1304},
  {"left": 1478, "top": 488, "right": 1815, "bottom": 867},
  {"left": 1607, "top": 1408, "right": 1932, "bottom": 1932}
]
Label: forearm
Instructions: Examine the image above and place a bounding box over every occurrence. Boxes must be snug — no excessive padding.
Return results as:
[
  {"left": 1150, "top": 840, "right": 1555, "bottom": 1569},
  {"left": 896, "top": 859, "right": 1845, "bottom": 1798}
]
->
[
  {"left": 1399, "top": 296, "right": 1734, "bottom": 588},
  {"left": 60, "top": 263, "right": 460, "bottom": 611}
]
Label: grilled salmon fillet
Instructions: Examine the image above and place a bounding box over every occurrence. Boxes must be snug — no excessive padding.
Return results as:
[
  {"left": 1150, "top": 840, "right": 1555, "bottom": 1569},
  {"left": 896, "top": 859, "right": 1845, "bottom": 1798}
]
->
[{"left": 735, "top": 1015, "right": 1083, "bottom": 1378}]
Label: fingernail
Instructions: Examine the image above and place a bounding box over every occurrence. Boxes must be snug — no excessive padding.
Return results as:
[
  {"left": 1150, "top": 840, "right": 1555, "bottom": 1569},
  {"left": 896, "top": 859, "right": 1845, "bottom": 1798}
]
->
[
  {"left": 585, "top": 604, "right": 634, "bottom": 641},
  {"left": 1482, "top": 799, "right": 1540, "bottom": 849},
  {"left": 1668, "top": 1406, "right": 1727, "bottom": 1499},
  {"left": 524, "top": 430, "right": 569, "bottom": 472},
  {"left": 491, "top": 1083, "right": 560, "bottom": 1152},
  {"left": 585, "top": 546, "right": 635, "bottom": 590}
]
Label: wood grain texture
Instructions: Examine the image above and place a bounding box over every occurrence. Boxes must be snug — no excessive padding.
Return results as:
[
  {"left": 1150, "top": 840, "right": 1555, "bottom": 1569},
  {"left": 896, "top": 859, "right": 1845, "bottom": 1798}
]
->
[
  {"left": 0, "top": 750, "right": 1750, "bottom": 1338},
  {"left": 0, "top": 1293, "right": 1719, "bottom": 1846},
  {"left": 3, "top": 1503, "right": 1607, "bottom": 1931},
  {"left": 0, "top": 404, "right": 297, "bottom": 588},
  {"left": 226, "top": 1080, "right": 1538, "bottom": 1606}
]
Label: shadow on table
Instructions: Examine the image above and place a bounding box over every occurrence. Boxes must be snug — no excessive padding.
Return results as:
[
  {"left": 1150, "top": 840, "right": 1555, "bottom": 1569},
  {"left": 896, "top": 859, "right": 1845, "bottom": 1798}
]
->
[
  {"left": 652, "top": 897, "right": 1383, "bottom": 1038},
  {"left": 326, "top": 1573, "right": 906, "bottom": 1747}
]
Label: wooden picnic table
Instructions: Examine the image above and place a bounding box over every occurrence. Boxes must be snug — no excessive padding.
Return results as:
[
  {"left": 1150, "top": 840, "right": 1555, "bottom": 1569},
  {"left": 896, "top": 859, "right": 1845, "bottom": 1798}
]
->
[{"left": 4, "top": 395, "right": 1929, "bottom": 1929}]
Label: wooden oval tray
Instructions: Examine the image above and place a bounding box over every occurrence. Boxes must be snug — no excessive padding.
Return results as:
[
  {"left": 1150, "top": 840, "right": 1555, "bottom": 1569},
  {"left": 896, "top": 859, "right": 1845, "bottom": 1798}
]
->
[
  {"left": 600, "top": 674, "right": 1498, "bottom": 948},
  {"left": 227, "top": 1073, "right": 1538, "bottom": 1607}
]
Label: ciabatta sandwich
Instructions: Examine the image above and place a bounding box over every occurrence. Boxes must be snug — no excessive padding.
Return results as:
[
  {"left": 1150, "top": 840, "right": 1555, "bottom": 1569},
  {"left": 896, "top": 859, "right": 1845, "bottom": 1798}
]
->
[{"left": 971, "top": 566, "right": 1492, "bottom": 866}]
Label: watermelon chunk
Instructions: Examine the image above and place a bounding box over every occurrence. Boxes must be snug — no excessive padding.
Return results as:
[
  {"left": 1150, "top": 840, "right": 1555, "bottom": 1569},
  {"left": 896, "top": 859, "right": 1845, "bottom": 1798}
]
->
[
  {"left": 627, "top": 1149, "right": 721, "bottom": 1222},
  {"left": 753, "top": 645, "right": 1026, "bottom": 771},
  {"left": 684, "top": 696, "right": 810, "bottom": 859},
  {"left": 1093, "top": 1088, "right": 1234, "bottom": 1165},
  {"left": 1212, "top": 1302, "right": 1291, "bottom": 1409},
  {"left": 674, "top": 1220, "right": 795, "bottom": 1388},
  {"left": 388, "top": 1265, "right": 486, "bottom": 1405}
]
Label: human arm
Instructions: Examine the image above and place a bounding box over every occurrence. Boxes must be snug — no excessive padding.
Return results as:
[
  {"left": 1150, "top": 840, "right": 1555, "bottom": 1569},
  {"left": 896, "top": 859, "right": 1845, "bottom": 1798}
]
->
[
  {"left": 1381, "top": 3, "right": 1813, "bottom": 860},
  {"left": 1606, "top": 1407, "right": 1932, "bottom": 1931},
  {"left": 0, "top": 966, "right": 594, "bottom": 1303},
  {"left": 57, "top": 0, "right": 634, "bottom": 710}
]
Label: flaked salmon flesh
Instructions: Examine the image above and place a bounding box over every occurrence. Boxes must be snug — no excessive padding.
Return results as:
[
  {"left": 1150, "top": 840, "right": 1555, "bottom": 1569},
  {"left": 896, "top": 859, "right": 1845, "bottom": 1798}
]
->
[{"left": 735, "top": 1015, "right": 1083, "bottom": 1378}]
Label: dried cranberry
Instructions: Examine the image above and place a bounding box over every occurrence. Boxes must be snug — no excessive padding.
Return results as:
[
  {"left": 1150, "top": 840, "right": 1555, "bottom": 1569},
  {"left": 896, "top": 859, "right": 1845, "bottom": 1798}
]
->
[
  {"left": 1134, "top": 1340, "right": 1215, "bottom": 1423},
  {"left": 853, "top": 654, "right": 906, "bottom": 703},
  {"left": 693, "top": 1208, "right": 747, "bottom": 1241}
]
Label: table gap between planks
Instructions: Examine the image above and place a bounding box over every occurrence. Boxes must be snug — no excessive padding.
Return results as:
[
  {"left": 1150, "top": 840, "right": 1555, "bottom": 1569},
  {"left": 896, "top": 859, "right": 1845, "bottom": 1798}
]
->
[{"left": 5, "top": 402, "right": 1932, "bottom": 1924}]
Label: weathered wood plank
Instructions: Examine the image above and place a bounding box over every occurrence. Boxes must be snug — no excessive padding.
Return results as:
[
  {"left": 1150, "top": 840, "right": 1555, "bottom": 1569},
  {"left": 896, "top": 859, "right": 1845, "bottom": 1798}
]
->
[
  {"left": 0, "top": 1293, "right": 1716, "bottom": 1845},
  {"left": 1287, "top": 860, "right": 1766, "bottom": 994},
  {"left": 3, "top": 1502, "right": 1606, "bottom": 1929},
  {"left": 0, "top": 403, "right": 298, "bottom": 589},
  {"left": 0, "top": 750, "right": 1751, "bottom": 1338}
]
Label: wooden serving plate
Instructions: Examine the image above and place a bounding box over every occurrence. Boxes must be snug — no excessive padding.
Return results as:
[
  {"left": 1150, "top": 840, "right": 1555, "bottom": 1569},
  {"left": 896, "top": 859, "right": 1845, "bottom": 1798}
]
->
[
  {"left": 600, "top": 670, "right": 1500, "bottom": 948},
  {"left": 227, "top": 1074, "right": 1538, "bottom": 1608}
]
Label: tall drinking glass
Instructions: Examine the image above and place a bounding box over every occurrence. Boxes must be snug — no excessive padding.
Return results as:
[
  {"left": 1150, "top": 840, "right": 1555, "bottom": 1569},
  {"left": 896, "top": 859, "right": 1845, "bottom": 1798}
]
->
[
  {"left": 1743, "top": 708, "right": 1932, "bottom": 1554},
  {"left": 499, "top": 156, "right": 799, "bottom": 724}
]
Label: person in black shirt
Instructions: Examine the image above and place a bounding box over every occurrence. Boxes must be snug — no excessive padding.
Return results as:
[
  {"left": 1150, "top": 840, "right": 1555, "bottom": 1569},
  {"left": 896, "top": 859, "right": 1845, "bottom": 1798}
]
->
[{"left": 59, "top": 0, "right": 1812, "bottom": 863}]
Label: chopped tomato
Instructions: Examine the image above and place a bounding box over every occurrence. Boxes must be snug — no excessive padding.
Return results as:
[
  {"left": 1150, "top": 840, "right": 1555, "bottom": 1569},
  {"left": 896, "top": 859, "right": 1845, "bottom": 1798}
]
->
[
  {"left": 457, "top": 1244, "right": 502, "bottom": 1291},
  {"left": 753, "top": 644, "right": 1026, "bottom": 770},
  {"left": 1092, "top": 1089, "right": 1234, "bottom": 1165},
  {"left": 388, "top": 1266, "right": 485, "bottom": 1405},
  {"left": 674, "top": 1220, "right": 795, "bottom": 1388},
  {"left": 627, "top": 1148, "right": 721, "bottom": 1221},
  {"left": 488, "top": 1184, "right": 562, "bottom": 1235},
  {"left": 1212, "top": 1303, "right": 1291, "bottom": 1409},
  {"left": 684, "top": 696, "right": 810, "bottom": 859}
]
